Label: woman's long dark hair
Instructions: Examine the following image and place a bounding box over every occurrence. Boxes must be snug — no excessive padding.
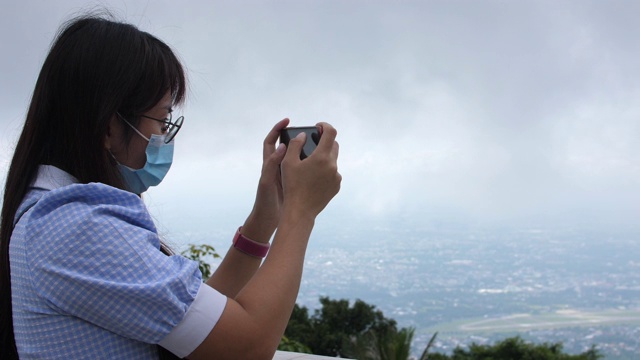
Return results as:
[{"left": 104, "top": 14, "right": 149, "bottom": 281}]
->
[{"left": 0, "top": 13, "right": 185, "bottom": 359}]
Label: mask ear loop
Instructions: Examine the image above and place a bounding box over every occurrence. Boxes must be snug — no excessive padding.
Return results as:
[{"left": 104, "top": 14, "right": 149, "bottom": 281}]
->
[{"left": 116, "top": 113, "right": 150, "bottom": 142}]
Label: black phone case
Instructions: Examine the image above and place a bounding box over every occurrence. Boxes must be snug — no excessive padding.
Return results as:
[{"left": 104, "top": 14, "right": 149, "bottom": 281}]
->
[{"left": 280, "top": 127, "right": 320, "bottom": 160}]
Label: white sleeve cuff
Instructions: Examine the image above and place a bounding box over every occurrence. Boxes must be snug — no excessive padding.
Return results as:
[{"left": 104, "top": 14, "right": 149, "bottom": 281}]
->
[{"left": 158, "top": 283, "right": 228, "bottom": 358}]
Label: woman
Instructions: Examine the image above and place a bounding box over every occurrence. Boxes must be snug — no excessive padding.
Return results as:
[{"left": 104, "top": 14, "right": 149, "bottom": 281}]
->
[{"left": 0, "top": 14, "right": 341, "bottom": 360}]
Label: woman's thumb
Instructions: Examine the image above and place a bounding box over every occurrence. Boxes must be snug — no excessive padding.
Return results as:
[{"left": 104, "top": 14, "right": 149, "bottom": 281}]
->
[{"left": 284, "top": 132, "right": 306, "bottom": 161}]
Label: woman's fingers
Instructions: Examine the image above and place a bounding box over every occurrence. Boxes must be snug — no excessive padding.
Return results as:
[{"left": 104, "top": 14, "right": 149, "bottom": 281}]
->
[
  {"left": 282, "top": 132, "right": 306, "bottom": 164},
  {"left": 313, "top": 122, "right": 337, "bottom": 155},
  {"left": 263, "top": 118, "right": 290, "bottom": 160},
  {"left": 263, "top": 143, "right": 286, "bottom": 177},
  {"left": 279, "top": 122, "right": 341, "bottom": 218}
]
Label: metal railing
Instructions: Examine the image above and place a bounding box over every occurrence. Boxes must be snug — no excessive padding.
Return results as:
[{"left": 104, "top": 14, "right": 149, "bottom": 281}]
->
[{"left": 274, "top": 350, "right": 353, "bottom": 359}]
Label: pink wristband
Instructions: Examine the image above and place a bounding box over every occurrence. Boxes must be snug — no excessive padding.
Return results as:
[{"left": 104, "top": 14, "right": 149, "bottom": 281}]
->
[{"left": 232, "top": 227, "right": 270, "bottom": 258}]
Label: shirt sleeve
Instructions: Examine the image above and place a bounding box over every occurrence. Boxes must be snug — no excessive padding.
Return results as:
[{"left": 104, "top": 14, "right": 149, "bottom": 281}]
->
[
  {"left": 24, "top": 183, "right": 227, "bottom": 349},
  {"left": 159, "top": 283, "right": 227, "bottom": 357}
]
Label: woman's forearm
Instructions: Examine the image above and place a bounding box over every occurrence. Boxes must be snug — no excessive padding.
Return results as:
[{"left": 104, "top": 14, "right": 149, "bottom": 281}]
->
[
  {"left": 206, "top": 216, "right": 276, "bottom": 298},
  {"left": 188, "top": 209, "right": 315, "bottom": 360},
  {"left": 206, "top": 245, "right": 262, "bottom": 298}
]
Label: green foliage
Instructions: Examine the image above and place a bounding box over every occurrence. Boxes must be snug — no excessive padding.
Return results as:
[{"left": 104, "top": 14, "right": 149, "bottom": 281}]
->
[
  {"left": 278, "top": 336, "right": 313, "bottom": 354},
  {"left": 344, "top": 326, "right": 415, "bottom": 360},
  {"left": 281, "top": 297, "right": 602, "bottom": 360},
  {"left": 428, "top": 336, "right": 603, "bottom": 360},
  {"left": 420, "top": 332, "right": 439, "bottom": 360},
  {"left": 180, "top": 244, "right": 220, "bottom": 280},
  {"left": 282, "top": 297, "right": 398, "bottom": 357}
]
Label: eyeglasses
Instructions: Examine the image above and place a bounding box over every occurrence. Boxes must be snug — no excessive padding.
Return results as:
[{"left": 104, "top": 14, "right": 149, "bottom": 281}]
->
[{"left": 140, "top": 112, "right": 184, "bottom": 143}]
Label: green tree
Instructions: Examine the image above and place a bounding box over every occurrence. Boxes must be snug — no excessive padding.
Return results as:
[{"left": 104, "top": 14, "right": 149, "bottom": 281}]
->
[
  {"left": 428, "top": 336, "right": 602, "bottom": 360},
  {"left": 281, "top": 297, "right": 398, "bottom": 357},
  {"left": 281, "top": 297, "right": 439, "bottom": 359}
]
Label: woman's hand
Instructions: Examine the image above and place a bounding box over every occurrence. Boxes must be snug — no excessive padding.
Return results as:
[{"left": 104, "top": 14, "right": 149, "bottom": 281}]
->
[
  {"left": 241, "top": 118, "right": 290, "bottom": 242},
  {"left": 280, "top": 122, "right": 341, "bottom": 220},
  {"left": 194, "top": 122, "right": 341, "bottom": 360}
]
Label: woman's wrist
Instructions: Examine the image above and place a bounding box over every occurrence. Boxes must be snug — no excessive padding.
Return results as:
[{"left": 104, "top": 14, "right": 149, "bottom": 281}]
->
[
  {"left": 281, "top": 197, "right": 320, "bottom": 224},
  {"left": 240, "top": 213, "right": 277, "bottom": 244},
  {"left": 233, "top": 227, "right": 270, "bottom": 258},
  {"left": 279, "top": 203, "right": 316, "bottom": 231}
]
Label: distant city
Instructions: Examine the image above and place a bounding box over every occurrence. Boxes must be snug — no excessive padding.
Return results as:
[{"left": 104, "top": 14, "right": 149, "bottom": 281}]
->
[
  {"left": 182, "top": 213, "right": 640, "bottom": 359},
  {"left": 292, "top": 216, "right": 640, "bottom": 359}
]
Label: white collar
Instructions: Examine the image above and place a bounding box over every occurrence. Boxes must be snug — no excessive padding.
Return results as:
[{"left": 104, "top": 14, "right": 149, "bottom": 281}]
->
[{"left": 31, "top": 165, "right": 79, "bottom": 191}]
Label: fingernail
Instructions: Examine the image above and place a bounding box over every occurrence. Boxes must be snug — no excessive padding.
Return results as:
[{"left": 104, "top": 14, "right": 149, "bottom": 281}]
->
[
  {"left": 295, "top": 132, "right": 305, "bottom": 139},
  {"left": 276, "top": 143, "right": 285, "bottom": 153}
]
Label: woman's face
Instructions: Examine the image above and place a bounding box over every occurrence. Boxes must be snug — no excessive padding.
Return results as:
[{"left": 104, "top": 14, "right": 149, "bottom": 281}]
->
[{"left": 107, "top": 92, "right": 173, "bottom": 169}]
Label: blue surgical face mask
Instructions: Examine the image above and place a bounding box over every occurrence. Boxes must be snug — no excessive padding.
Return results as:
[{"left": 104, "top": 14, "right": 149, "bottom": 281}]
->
[{"left": 116, "top": 118, "right": 174, "bottom": 194}]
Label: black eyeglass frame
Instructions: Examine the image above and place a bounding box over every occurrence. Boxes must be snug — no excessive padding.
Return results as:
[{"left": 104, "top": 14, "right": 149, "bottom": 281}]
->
[{"left": 139, "top": 113, "right": 184, "bottom": 143}]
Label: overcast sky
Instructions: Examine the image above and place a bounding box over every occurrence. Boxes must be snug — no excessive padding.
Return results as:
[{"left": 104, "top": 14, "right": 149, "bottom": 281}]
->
[{"left": 2, "top": 1, "right": 639, "bottom": 241}]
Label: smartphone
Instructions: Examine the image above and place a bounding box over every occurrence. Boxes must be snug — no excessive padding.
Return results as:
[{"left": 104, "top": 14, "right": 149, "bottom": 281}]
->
[{"left": 280, "top": 126, "right": 321, "bottom": 160}]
